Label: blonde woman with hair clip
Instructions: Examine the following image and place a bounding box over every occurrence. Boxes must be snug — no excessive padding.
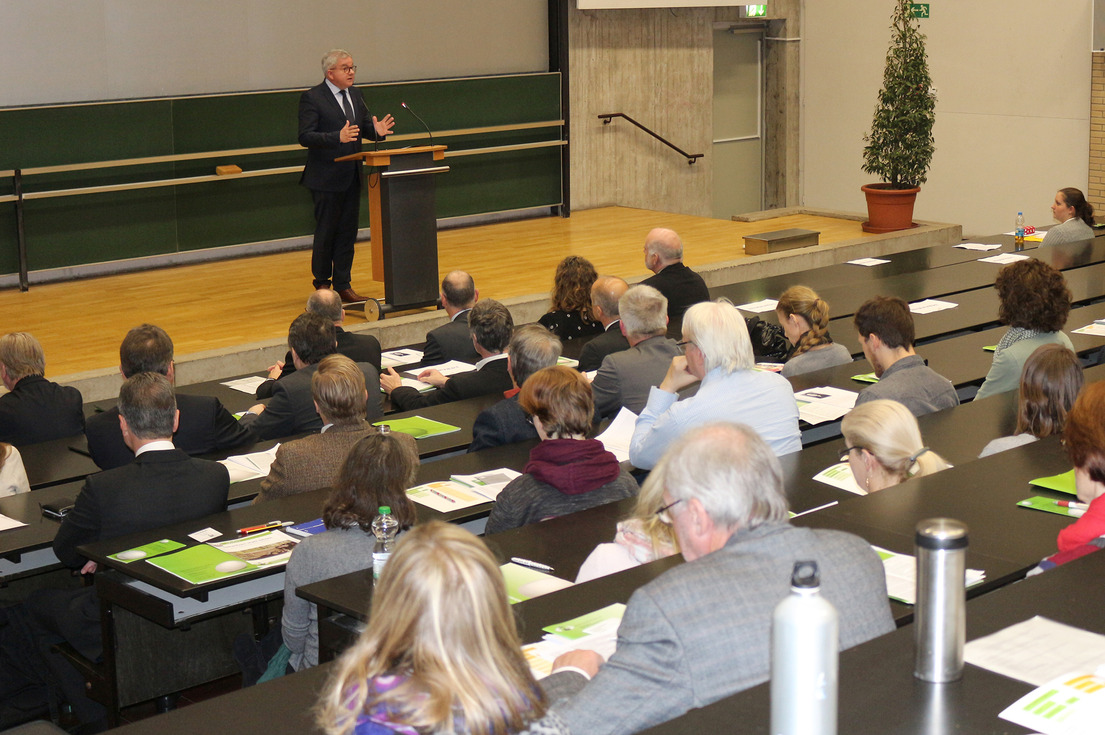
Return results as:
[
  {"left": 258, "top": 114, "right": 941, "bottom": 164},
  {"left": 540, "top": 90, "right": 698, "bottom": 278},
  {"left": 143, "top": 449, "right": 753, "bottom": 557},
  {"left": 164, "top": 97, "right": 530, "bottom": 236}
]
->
[
  {"left": 574, "top": 457, "right": 679, "bottom": 583},
  {"left": 776, "top": 286, "right": 852, "bottom": 378},
  {"left": 316, "top": 521, "right": 569, "bottom": 735},
  {"left": 841, "top": 399, "right": 950, "bottom": 493}
]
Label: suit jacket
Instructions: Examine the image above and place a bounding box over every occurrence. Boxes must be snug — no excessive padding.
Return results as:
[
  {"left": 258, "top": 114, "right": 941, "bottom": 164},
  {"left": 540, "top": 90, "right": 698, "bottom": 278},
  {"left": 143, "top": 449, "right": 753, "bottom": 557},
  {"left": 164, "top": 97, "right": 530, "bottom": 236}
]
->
[
  {"left": 421, "top": 310, "right": 479, "bottom": 366},
  {"left": 254, "top": 422, "right": 376, "bottom": 503},
  {"left": 298, "top": 81, "right": 383, "bottom": 193},
  {"left": 577, "top": 321, "right": 630, "bottom": 373},
  {"left": 44, "top": 448, "right": 228, "bottom": 659},
  {"left": 591, "top": 335, "right": 683, "bottom": 420},
  {"left": 258, "top": 328, "right": 383, "bottom": 399},
  {"left": 390, "top": 355, "right": 512, "bottom": 411},
  {"left": 543, "top": 523, "right": 895, "bottom": 735},
  {"left": 54, "top": 449, "right": 230, "bottom": 569},
  {"left": 240, "top": 362, "right": 382, "bottom": 442},
  {"left": 468, "top": 395, "right": 537, "bottom": 453},
  {"left": 85, "top": 393, "right": 252, "bottom": 470},
  {"left": 641, "top": 262, "right": 711, "bottom": 319},
  {"left": 0, "top": 375, "right": 84, "bottom": 446}
]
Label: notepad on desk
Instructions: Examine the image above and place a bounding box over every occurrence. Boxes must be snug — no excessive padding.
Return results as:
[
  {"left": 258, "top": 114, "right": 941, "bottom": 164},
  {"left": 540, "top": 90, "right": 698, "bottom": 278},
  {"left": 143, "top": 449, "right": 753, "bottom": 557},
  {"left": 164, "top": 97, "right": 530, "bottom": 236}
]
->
[
  {"left": 406, "top": 481, "right": 488, "bottom": 512},
  {"left": 219, "top": 445, "right": 281, "bottom": 483},
  {"left": 794, "top": 386, "right": 858, "bottom": 425},
  {"left": 221, "top": 375, "right": 269, "bottom": 394},
  {"left": 380, "top": 348, "right": 423, "bottom": 368},
  {"left": 873, "top": 546, "right": 985, "bottom": 605}
]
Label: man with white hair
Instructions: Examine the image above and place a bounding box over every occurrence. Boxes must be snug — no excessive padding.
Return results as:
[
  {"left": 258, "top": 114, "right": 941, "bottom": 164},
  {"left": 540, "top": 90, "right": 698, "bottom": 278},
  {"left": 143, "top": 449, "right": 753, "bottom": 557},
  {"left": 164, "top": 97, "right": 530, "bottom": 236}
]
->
[
  {"left": 591, "top": 285, "right": 683, "bottom": 420},
  {"left": 541, "top": 423, "right": 894, "bottom": 735},
  {"left": 640, "top": 227, "right": 710, "bottom": 319},
  {"left": 628, "top": 299, "right": 801, "bottom": 470}
]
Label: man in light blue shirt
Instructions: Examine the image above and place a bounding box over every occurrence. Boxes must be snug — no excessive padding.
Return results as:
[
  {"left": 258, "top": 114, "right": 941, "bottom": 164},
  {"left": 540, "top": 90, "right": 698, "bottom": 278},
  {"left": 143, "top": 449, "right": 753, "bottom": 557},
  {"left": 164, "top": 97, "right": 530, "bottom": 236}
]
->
[{"left": 629, "top": 299, "right": 801, "bottom": 469}]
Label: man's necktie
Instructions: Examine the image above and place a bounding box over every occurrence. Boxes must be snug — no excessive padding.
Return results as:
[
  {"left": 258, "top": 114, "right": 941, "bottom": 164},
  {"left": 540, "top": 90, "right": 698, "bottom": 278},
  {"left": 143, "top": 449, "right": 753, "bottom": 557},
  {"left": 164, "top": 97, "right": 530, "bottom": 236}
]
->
[{"left": 340, "top": 89, "right": 355, "bottom": 123}]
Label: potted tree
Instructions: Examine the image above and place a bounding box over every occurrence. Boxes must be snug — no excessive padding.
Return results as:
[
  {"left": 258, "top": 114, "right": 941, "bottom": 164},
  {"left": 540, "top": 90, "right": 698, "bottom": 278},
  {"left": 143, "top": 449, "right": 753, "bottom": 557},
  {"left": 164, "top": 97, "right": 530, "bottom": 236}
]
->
[{"left": 861, "top": 0, "right": 936, "bottom": 233}]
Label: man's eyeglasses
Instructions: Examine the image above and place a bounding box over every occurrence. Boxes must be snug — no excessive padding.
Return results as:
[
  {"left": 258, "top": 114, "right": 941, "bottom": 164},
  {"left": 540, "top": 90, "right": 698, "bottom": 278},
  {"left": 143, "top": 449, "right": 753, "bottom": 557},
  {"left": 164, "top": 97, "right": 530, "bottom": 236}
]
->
[
  {"left": 336, "top": 65, "right": 357, "bottom": 73},
  {"left": 655, "top": 498, "right": 683, "bottom": 524}
]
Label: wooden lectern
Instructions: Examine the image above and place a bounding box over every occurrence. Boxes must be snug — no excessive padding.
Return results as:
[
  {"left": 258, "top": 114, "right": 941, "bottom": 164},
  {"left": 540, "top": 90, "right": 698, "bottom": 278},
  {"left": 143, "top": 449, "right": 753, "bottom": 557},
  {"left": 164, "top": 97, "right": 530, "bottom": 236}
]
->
[{"left": 335, "top": 145, "right": 448, "bottom": 318}]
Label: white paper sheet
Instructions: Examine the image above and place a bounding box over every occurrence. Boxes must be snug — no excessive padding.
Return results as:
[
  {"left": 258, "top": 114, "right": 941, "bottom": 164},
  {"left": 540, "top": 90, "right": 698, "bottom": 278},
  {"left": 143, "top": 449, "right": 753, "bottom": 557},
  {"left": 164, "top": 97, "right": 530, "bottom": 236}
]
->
[
  {"left": 405, "top": 359, "right": 477, "bottom": 378},
  {"left": 812, "top": 461, "right": 865, "bottom": 495},
  {"left": 1072, "top": 323, "right": 1105, "bottom": 337},
  {"left": 450, "top": 468, "right": 523, "bottom": 501},
  {"left": 736, "top": 298, "right": 779, "bottom": 314},
  {"left": 218, "top": 445, "right": 280, "bottom": 483},
  {"left": 873, "top": 546, "right": 985, "bottom": 606},
  {"left": 596, "top": 407, "right": 639, "bottom": 463},
  {"left": 978, "top": 252, "right": 1030, "bottom": 265},
  {"left": 380, "top": 348, "right": 424, "bottom": 368},
  {"left": 909, "top": 298, "right": 958, "bottom": 314},
  {"left": 954, "top": 242, "right": 1002, "bottom": 251},
  {"left": 0, "top": 513, "right": 27, "bottom": 532},
  {"left": 966, "top": 616, "right": 1105, "bottom": 686},
  {"left": 847, "top": 257, "right": 891, "bottom": 267},
  {"left": 795, "top": 386, "right": 858, "bottom": 425},
  {"left": 221, "top": 376, "right": 268, "bottom": 394}
]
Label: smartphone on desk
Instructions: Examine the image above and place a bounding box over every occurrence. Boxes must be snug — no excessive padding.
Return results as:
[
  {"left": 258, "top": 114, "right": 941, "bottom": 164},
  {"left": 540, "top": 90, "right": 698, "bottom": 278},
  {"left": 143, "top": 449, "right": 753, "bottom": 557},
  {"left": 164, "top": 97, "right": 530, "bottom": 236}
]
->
[{"left": 41, "top": 498, "right": 75, "bottom": 519}]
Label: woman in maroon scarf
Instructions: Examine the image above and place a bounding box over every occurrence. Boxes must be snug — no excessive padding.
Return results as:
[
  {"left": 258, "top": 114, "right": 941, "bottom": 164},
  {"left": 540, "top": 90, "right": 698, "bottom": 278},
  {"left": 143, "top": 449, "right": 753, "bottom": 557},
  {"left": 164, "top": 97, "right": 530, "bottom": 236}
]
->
[{"left": 484, "top": 366, "right": 639, "bottom": 534}]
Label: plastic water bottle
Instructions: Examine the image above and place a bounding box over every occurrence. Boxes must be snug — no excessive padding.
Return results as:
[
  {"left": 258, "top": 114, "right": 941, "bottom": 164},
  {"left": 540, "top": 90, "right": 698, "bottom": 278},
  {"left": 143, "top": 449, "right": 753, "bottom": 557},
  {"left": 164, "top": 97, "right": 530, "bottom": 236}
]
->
[
  {"left": 371, "top": 506, "right": 400, "bottom": 584},
  {"left": 771, "top": 560, "right": 838, "bottom": 735},
  {"left": 1014, "top": 212, "right": 1025, "bottom": 251}
]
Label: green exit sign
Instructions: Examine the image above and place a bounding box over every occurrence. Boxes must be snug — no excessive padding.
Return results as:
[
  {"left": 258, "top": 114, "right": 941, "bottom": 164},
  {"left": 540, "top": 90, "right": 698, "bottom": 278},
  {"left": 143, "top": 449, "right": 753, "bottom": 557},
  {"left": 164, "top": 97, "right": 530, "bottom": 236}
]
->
[
  {"left": 745, "top": 5, "right": 767, "bottom": 18},
  {"left": 911, "top": 3, "right": 930, "bottom": 18}
]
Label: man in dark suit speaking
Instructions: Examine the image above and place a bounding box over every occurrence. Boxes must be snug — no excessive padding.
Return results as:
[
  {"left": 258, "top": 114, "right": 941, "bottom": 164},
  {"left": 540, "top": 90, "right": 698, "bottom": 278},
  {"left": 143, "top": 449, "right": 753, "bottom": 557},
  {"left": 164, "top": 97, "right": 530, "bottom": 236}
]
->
[{"left": 299, "top": 48, "right": 395, "bottom": 303}]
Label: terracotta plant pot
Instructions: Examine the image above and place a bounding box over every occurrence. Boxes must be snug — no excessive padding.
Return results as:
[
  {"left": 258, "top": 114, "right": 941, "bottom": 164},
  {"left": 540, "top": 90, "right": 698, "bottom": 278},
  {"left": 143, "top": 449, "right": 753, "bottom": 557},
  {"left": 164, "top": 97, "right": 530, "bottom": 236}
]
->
[{"left": 861, "top": 183, "right": 920, "bottom": 233}]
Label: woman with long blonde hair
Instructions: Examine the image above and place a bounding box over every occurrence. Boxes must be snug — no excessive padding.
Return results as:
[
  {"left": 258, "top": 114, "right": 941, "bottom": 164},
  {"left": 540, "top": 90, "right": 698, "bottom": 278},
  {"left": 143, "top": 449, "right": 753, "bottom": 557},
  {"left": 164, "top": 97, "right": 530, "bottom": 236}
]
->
[
  {"left": 841, "top": 399, "right": 950, "bottom": 493},
  {"left": 775, "top": 285, "right": 852, "bottom": 377},
  {"left": 317, "top": 522, "right": 566, "bottom": 735}
]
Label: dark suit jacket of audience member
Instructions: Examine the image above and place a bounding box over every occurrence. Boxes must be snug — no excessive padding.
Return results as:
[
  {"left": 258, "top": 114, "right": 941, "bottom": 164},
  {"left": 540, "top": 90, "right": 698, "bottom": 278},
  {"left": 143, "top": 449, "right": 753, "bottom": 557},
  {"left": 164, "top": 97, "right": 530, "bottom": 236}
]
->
[
  {"left": 85, "top": 394, "right": 253, "bottom": 470},
  {"left": 0, "top": 375, "right": 84, "bottom": 446},
  {"left": 390, "top": 356, "right": 512, "bottom": 411},
  {"left": 256, "top": 328, "right": 383, "bottom": 399},
  {"left": 468, "top": 395, "right": 538, "bottom": 453},
  {"left": 241, "top": 362, "right": 382, "bottom": 442},
  {"left": 420, "top": 309, "right": 479, "bottom": 366},
  {"left": 45, "top": 448, "right": 229, "bottom": 658},
  {"left": 641, "top": 262, "right": 711, "bottom": 319},
  {"left": 577, "top": 322, "right": 630, "bottom": 373},
  {"left": 253, "top": 422, "right": 376, "bottom": 503}
]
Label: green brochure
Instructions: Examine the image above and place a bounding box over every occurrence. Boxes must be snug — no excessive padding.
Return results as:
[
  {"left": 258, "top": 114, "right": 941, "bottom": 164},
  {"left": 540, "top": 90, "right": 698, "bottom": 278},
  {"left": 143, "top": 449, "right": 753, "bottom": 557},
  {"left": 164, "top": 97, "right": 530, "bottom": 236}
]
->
[
  {"left": 1028, "top": 469, "right": 1077, "bottom": 495},
  {"left": 500, "top": 562, "right": 572, "bottom": 605},
  {"left": 108, "top": 538, "right": 185, "bottom": 563},
  {"left": 541, "top": 603, "right": 627, "bottom": 640},
  {"left": 146, "top": 544, "right": 258, "bottom": 584},
  {"left": 851, "top": 372, "right": 879, "bottom": 383},
  {"left": 1017, "top": 496, "right": 1083, "bottom": 518},
  {"left": 373, "top": 416, "right": 461, "bottom": 439}
]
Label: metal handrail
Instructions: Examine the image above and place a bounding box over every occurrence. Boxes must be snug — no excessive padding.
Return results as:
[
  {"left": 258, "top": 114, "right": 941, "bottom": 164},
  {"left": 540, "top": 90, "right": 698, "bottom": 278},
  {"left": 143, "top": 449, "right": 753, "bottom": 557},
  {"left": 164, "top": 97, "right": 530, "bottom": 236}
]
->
[{"left": 597, "top": 113, "right": 703, "bottom": 165}]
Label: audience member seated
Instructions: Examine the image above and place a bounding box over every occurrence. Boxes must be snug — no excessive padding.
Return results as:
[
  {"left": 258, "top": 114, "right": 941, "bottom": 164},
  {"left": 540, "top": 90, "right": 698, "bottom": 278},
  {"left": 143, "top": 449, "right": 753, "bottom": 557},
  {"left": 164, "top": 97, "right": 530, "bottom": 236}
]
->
[
  {"left": 575, "top": 450, "right": 678, "bottom": 583},
  {"left": 640, "top": 227, "right": 710, "bottom": 319},
  {"left": 421, "top": 270, "right": 480, "bottom": 366},
  {"left": 484, "top": 367, "right": 638, "bottom": 534},
  {"left": 578, "top": 276, "right": 630, "bottom": 371},
  {"left": 776, "top": 285, "right": 852, "bottom": 377},
  {"left": 853, "top": 296, "right": 958, "bottom": 416},
  {"left": 85, "top": 324, "right": 252, "bottom": 470},
  {"left": 254, "top": 355, "right": 378, "bottom": 504},
  {"left": 0, "top": 332, "right": 83, "bottom": 446},
  {"left": 242, "top": 313, "right": 382, "bottom": 441},
  {"left": 468, "top": 325, "right": 561, "bottom": 453},
  {"left": 316, "top": 522, "right": 560, "bottom": 735},
  {"left": 283, "top": 429, "right": 418, "bottom": 672},
  {"left": 1055, "top": 382, "right": 1105, "bottom": 554},
  {"left": 841, "top": 399, "right": 950, "bottom": 494},
  {"left": 538, "top": 255, "right": 604, "bottom": 341},
  {"left": 592, "top": 285, "right": 684, "bottom": 420},
  {"left": 383, "top": 300, "right": 514, "bottom": 411},
  {"left": 0, "top": 442, "right": 29, "bottom": 495},
  {"left": 975, "top": 259, "right": 1073, "bottom": 401},
  {"left": 1042, "top": 187, "right": 1096, "bottom": 246},
  {"left": 24, "top": 373, "right": 230, "bottom": 730},
  {"left": 980, "top": 344, "right": 1083, "bottom": 458},
  {"left": 538, "top": 423, "right": 894, "bottom": 735},
  {"left": 257, "top": 289, "right": 382, "bottom": 399},
  {"left": 629, "top": 300, "right": 801, "bottom": 470}
]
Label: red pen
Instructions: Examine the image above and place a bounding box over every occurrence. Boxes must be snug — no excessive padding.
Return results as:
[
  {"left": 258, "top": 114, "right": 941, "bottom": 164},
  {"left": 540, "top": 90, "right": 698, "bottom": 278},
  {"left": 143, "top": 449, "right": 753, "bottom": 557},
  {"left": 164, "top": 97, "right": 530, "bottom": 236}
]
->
[
  {"left": 1055, "top": 500, "right": 1088, "bottom": 510},
  {"left": 237, "top": 520, "right": 290, "bottom": 536}
]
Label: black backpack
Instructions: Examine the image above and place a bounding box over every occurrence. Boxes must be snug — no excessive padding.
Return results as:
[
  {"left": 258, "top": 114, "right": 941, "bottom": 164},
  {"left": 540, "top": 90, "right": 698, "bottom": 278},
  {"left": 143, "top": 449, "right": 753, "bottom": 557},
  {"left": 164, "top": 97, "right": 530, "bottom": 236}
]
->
[{"left": 745, "top": 316, "right": 792, "bottom": 364}]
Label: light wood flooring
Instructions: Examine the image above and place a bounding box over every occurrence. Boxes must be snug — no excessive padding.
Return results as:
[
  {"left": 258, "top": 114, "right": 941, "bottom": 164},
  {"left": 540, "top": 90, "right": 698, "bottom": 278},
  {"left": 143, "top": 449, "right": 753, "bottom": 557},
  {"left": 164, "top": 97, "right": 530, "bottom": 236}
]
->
[{"left": 1, "top": 207, "right": 869, "bottom": 378}]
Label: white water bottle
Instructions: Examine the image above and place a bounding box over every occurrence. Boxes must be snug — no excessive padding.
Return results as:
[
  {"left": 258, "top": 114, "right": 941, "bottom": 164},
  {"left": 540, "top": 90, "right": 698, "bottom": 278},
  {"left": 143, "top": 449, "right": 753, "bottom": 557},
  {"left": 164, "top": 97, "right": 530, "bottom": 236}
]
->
[
  {"left": 771, "top": 560, "right": 838, "bottom": 735},
  {"left": 371, "top": 506, "right": 399, "bottom": 584}
]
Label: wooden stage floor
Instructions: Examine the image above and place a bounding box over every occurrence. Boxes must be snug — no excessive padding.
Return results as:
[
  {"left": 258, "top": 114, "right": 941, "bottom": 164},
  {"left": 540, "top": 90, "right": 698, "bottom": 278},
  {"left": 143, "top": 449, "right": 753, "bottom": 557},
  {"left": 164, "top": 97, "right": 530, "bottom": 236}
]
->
[{"left": 1, "top": 207, "right": 869, "bottom": 379}]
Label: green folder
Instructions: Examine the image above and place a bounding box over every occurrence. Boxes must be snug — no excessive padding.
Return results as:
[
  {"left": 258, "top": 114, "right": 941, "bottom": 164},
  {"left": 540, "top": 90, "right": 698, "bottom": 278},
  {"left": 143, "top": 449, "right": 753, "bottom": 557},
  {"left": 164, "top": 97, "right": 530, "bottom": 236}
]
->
[
  {"left": 542, "top": 603, "right": 626, "bottom": 640},
  {"left": 1017, "top": 496, "right": 1083, "bottom": 518},
  {"left": 108, "top": 538, "right": 185, "bottom": 563},
  {"left": 146, "top": 544, "right": 258, "bottom": 584},
  {"left": 1028, "top": 469, "right": 1077, "bottom": 495},
  {"left": 851, "top": 372, "right": 879, "bottom": 383},
  {"left": 373, "top": 416, "right": 461, "bottom": 439},
  {"left": 983, "top": 345, "right": 997, "bottom": 352}
]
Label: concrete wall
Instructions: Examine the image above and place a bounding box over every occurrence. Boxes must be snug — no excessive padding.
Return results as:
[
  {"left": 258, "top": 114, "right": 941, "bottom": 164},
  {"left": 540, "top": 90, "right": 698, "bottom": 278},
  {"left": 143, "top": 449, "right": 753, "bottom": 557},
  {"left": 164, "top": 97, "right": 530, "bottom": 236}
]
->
[{"left": 801, "top": 0, "right": 1092, "bottom": 237}]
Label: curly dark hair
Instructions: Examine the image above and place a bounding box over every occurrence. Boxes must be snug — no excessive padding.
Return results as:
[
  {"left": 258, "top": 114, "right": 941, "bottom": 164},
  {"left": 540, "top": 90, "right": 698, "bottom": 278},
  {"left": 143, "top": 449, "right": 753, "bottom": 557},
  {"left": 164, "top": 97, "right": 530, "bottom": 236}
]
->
[
  {"left": 549, "top": 255, "right": 598, "bottom": 322},
  {"left": 995, "top": 259, "right": 1071, "bottom": 332}
]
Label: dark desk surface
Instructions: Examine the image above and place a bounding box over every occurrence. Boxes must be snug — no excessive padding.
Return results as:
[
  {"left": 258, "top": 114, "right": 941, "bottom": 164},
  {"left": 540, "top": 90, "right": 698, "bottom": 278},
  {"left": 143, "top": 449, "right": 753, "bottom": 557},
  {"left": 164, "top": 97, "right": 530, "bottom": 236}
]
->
[
  {"left": 20, "top": 435, "right": 98, "bottom": 490},
  {"left": 0, "top": 481, "right": 78, "bottom": 577},
  {"left": 642, "top": 537, "right": 1105, "bottom": 735}
]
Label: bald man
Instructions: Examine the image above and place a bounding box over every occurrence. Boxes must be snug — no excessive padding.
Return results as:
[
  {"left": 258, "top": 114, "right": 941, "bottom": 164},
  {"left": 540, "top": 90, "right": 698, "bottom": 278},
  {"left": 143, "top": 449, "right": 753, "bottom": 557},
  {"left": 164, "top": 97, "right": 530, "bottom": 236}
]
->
[
  {"left": 421, "top": 270, "right": 481, "bottom": 366},
  {"left": 579, "top": 276, "right": 631, "bottom": 372},
  {"left": 640, "top": 228, "right": 710, "bottom": 319}
]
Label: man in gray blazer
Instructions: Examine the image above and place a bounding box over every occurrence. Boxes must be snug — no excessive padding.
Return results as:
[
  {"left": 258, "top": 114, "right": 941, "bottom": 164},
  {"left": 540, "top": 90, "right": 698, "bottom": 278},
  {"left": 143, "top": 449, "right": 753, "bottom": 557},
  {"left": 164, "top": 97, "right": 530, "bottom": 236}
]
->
[
  {"left": 591, "top": 285, "right": 684, "bottom": 419},
  {"left": 541, "top": 423, "right": 894, "bottom": 735}
]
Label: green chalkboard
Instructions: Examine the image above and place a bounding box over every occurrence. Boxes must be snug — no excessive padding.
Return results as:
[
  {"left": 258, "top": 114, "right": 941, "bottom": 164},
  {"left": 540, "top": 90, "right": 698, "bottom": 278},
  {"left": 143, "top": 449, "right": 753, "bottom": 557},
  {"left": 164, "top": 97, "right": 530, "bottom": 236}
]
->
[{"left": 0, "top": 73, "right": 563, "bottom": 276}]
